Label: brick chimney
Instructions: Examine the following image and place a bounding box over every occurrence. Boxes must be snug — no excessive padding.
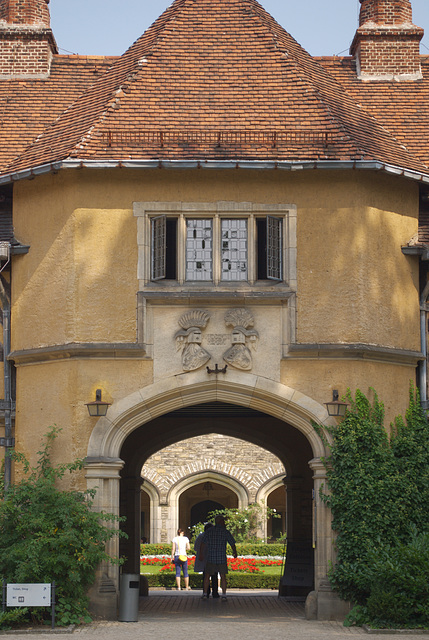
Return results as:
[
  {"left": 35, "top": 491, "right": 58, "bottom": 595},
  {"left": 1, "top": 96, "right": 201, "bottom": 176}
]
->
[
  {"left": 350, "top": 0, "right": 424, "bottom": 81},
  {"left": 0, "top": 0, "right": 57, "bottom": 79}
]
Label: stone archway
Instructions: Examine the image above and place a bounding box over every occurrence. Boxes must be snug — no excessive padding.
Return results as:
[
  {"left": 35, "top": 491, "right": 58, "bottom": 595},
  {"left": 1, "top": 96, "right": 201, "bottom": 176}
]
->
[
  {"left": 86, "top": 373, "right": 329, "bottom": 461},
  {"left": 171, "top": 471, "right": 247, "bottom": 538},
  {"left": 255, "top": 475, "right": 286, "bottom": 540},
  {"left": 189, "top": 498, "right": 225, "bottom": 529},
  {"left": 139, "top": 480, "right": 159, "bottom": 543},
  {"left": 85, "top": 373, "right": 335, "bottom": 619}
]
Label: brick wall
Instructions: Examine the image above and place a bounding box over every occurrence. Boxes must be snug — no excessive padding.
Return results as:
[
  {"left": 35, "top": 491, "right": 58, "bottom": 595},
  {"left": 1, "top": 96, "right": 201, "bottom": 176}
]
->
[
  {"left": 0, "top": 0, "right": 51, "bottom": 27},
  {"left": 144, "top": 433, "right": 283, "bottom": 477},
  {"left": 0, "top": 30, "right": 54, "bottom": 77},
  {"left": 0, "top": 1, "right": 56, "bottom": 78},
  {"left": 355, "top": 32, "right": 422, "bottom": 76},
  {"left": 351, "top": 0, "right": 423, "bottom": 79},
  {"left": 359, "top": 0, "right": 412, "bottom": 26}
]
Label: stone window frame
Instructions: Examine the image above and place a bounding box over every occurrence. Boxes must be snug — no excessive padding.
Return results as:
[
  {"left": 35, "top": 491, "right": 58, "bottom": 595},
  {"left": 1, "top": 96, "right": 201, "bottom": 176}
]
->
[{"left": 133, "top": 201, "right": 297, "bottom": 290}]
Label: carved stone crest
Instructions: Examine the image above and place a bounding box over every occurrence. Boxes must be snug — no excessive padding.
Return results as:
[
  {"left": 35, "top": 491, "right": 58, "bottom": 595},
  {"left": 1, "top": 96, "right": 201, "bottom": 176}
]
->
[
  {"left": 223, "top": 308, "right": 258, "bottom": 370},
  {"left": 175, "top": 310, "right": 211, "bottom": 371}
]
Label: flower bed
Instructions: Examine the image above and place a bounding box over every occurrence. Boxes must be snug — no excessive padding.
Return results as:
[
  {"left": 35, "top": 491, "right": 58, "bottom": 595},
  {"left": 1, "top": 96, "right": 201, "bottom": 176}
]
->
[
  {"left": 141, "top": 555, "right": 282, "bottom": 574},
  {"left": 141, "top": 555, "right": 283, "bottom": 589}
]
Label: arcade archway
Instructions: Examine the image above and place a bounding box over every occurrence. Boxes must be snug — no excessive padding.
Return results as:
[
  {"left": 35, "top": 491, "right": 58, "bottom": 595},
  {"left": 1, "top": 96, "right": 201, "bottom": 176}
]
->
[
  {"left": 140, "top": 431, "right": 287, "bottom": 542},
  {"left": 85, "top": 376, "right": 333, "bottom": 618}
]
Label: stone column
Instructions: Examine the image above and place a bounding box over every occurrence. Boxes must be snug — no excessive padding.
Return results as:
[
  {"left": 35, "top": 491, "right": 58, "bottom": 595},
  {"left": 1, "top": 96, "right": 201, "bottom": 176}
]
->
[
  {"left": 85, "top": 457, "right": 124, "bottom": 620},
  {"left": 120, "top": 475, "right": 144, "bottom": 573},
  {"left": 308, "top": 458, "right": 333, "bottom": 589},
  {"left": 307, "top": 457, "right": 350, "bottom": 621}
]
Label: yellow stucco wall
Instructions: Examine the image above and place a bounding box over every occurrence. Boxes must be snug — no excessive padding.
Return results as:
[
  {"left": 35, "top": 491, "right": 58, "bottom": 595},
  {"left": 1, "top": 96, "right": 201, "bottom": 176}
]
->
[
  {"left": 11, "top": 168, "right": 419, "bottom": 350},
  {"left": 14, "top": 358, "right": 153, "bottom": 488},
  {"left": 282, "top": 359, "right": 416, "bottom": 428},
  {"left": 296, "top": 171, "right": 419, "bottom": 348},
  {"left": 7, "top": 167, "right": 420, "bottom": 472}
]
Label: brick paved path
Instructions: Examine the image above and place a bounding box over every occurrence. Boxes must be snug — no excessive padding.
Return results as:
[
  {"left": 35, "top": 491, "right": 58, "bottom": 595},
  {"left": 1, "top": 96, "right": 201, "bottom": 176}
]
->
[
  {"left": 140, "top": 589, "right": 305, "bottom": 618},
  {"left": 4, "top": 591, "right": 428, "bottom": 639}
]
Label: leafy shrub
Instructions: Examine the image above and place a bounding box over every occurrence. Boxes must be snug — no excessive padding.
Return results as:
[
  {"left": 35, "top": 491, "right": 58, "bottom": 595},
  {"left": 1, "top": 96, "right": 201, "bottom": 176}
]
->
[
  {"left": 364, "top": 530, "right": 429, "bottom": 628},
  {"left": 190, "top": 504, "right": 280, "bottom": 543},
  {"left": 141, "top": 544, "right": 172, "bottom": 555},
  {"left": 0, "top": 427, "right": 124, "bottom": 626},
  {"left": 233, "top": 543, "right": 284, "bottom": 557},
  {"left": 226, "top": 573, "right": 279, "bottom": 589},
  {"left": 315, "top": 387, "right": 429, "bottom": 628},
  {"left": 0, "top": 608, "right": 29, "bottom": 630}
]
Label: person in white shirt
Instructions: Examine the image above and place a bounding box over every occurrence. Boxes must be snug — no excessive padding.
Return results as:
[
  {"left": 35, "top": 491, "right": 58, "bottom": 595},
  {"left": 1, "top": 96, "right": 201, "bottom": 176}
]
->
[{"left": 171, "top": 528, "right": 191, "bottom": 590}]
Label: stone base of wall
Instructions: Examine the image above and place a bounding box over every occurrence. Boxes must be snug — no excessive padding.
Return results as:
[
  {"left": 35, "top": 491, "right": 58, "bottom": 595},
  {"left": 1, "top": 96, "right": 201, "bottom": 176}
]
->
[
  {"left": 87, "top": 573, "right": 118, "bottom": 621},
  {"left": 305, "top": 581, "right": 351, "bottom": 621}
]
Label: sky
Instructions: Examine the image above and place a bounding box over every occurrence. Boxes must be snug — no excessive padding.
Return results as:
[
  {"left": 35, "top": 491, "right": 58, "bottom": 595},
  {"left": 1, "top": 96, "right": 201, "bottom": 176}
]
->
[{"left": 49, "top": 0, "right": 429, "bottom": 59}]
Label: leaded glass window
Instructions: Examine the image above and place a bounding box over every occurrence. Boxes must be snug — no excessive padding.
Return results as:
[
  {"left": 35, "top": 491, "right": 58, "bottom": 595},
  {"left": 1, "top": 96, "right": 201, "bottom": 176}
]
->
[
  {"left": 186, "top": 219, "right": 213, "bottom": 281},
  {"left": 267, "top": 216, "right": 282, "bottom": 281},
  {"left": 148, "top": 212, "right": 284, "bottom": 284},
  {"left": 221, "top": 219, "right": 248, "bottom": 281}
]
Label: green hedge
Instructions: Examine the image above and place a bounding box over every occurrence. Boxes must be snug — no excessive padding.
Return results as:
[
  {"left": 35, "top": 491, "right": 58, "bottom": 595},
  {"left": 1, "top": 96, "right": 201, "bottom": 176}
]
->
[
  {"left": 141, "top": 544, "right": 171, "bottom": 556},
  {"left": 141, "top": 543, "right": 285, "bottom": 557},
  {"left": 234, "top": 543, "right": 284, "bottom": 557},
  {"left": 143, "top": 572, "right": 280, "bottom": 590}
]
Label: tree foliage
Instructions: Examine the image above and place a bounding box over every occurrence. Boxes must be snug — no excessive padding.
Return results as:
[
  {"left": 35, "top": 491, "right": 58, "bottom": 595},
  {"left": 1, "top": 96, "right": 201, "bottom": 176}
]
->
[
  {"left": 0, "top": 427, "right": 124, "bottom": 626},
  {"left": 315, "top": 388, "right": 429, "bottom": 628},
  {"left": 190, "top": 503, "right": 280, "bottom": 543}
]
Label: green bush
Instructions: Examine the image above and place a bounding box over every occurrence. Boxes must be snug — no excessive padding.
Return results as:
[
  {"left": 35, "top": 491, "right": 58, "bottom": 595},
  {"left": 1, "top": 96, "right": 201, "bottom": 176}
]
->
[
  {"left": 226, "top": 573, "right": 279, "bottom": 589},
  {"left": 234, "top": 543, "right": 284, "bottom": 557},
  {"left": 141, "top": 544, "right": 171, "bottom": 555},
  {"left": 141, "top": 542, "right": 284, "bottom": 557},
  {"left": 316, "top": 387, "right": 429, "bottom": 628},
  {"left": 365, "top": 531, "right": 429, "bottom": 628},
  {"left": 0, "top": 608, "right": 29, "bottom": 630},
  {"left": 0, "top": 427, "right": 124, "bottom": 626}
]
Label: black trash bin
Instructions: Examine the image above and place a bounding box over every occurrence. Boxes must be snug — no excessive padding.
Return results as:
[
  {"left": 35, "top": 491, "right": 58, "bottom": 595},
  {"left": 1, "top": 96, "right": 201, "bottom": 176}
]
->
[{"left": 118, "top": 573, "right": 140, "bottom": 622}]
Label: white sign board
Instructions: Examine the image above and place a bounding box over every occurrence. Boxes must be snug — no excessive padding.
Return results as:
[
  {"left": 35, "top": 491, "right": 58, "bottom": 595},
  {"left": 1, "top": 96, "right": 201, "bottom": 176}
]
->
[{"left": 7, "top": 583, "right": 51, "bottom": 607}]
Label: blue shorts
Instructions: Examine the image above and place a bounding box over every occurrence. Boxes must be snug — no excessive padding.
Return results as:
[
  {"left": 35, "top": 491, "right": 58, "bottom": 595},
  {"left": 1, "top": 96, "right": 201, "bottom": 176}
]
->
[{"left": 174, "top": 556, "right": 189, "bottom": 578}]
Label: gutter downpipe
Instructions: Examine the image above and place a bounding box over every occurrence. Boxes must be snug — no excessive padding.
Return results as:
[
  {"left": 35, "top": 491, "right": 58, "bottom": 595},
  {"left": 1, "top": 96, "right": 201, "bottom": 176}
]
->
[
  {"left": 0, "top": 277, "right": 11, "bottom": 495},
  {"left": 3, "top": 303, "right": 11, "bottom": 493},
  {"left": 419, "top": 280, "right": 429, "bottom": 407}
]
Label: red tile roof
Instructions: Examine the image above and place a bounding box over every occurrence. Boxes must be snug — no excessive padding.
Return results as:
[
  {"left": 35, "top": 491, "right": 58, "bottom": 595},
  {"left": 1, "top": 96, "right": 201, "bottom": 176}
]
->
[
  {"left": 0, "top": 0, "right": 428, "bottom": 176},
  {"left": 0, "top": 55, "right": 117, "bottom": 171},
  {"left": 318, "top": 55, "right": 429, "bottom": 168}
]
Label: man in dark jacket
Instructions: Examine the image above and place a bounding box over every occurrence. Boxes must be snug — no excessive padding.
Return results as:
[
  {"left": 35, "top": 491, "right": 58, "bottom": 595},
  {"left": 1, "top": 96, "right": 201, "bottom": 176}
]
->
[{"left": 199, "top": 515, "right": 237, "bottom": 601}]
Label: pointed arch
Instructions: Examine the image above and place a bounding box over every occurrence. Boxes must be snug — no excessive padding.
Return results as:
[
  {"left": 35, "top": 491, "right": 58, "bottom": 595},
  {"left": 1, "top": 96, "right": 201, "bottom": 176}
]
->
[{"left": 87, "top": 371, "right": 331, "bottom": 461}]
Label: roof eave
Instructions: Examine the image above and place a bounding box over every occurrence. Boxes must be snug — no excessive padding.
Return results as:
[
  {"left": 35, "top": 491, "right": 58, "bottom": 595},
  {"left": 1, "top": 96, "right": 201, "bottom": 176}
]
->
[{"left": 1, "top": 158, "right": 429, "bottom": 185}]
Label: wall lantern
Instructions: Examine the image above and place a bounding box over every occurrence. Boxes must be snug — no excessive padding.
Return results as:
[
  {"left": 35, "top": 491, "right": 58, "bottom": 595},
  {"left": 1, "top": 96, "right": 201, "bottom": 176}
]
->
[
  {"left": 86, "top": 389, "right": 111, "bottom": 417},
  {"left": 324, "top": 390, "right": 349, "bottom": 418}
]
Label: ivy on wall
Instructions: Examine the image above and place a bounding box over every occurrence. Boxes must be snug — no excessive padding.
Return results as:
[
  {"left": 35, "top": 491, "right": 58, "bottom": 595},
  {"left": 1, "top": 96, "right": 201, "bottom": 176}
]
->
[{"left": 314, "top": 388, "right": 429, "bottom": 628}]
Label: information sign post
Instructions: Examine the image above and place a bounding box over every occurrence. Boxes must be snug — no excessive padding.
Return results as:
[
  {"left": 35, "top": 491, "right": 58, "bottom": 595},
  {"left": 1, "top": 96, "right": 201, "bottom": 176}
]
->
[{"left": 2, "top": 582, "right": 56, "bottom": 628}]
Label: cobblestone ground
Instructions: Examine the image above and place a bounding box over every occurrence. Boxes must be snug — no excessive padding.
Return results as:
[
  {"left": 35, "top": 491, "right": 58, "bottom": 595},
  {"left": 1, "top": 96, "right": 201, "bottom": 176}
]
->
[{"left": 4, "top": 591, "right": 428, "bottom": 640}]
